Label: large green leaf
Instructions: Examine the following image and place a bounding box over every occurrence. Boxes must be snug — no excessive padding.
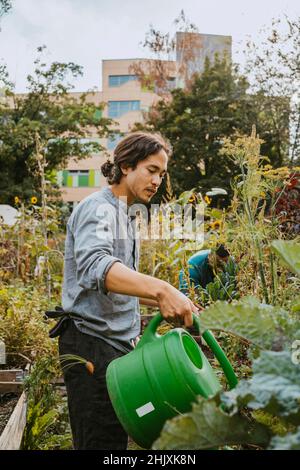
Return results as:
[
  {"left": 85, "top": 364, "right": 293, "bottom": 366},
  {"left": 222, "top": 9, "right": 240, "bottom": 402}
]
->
[
  {"left": 269, "top": 427, "right": 300, "bottom": 450},
  {"left": 291, "top": 297, "right": 300, "bottom": 313},
  {"left": 153, "top": 396, "right": 270, "bottom": 450},
  {"left": 271, "top": 240, "right": 300, "bottom": 277},
  {"left": 200, "top": 296, "right": 291, "bottom": 349},
  {"left": 222, "top": 351, "right": 300, "bottom": 424}
]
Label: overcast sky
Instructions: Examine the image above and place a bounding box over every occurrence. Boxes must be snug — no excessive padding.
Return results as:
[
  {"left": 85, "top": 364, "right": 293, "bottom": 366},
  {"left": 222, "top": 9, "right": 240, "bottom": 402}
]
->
[{"left": 0, "top": 0, "right": 298, "bottom": 92}]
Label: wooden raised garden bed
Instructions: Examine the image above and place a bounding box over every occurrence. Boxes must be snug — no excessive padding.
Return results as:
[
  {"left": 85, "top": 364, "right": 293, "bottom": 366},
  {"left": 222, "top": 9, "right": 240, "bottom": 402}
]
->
[
  {"left": 0, "top": 392, "right": 27, "bottom": 450},
  {"left": 0, "top": 367, "right": 29, "bottom": 450},
  {"left": 0, "top": 369, "right": 25, "bottom": 394}
]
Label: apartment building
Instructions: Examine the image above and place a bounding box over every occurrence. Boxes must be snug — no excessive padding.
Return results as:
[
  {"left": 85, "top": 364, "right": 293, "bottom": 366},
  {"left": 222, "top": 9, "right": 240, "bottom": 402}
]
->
[{"left": 58, "top": 33, "right": 232, "bottom": 208}]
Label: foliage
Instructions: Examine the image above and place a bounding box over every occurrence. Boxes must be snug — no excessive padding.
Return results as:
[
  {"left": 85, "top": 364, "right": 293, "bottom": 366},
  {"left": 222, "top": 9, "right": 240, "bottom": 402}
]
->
[
  {"left": 0, "top": 0, "right": 11, "bottom": 19},
  {"left": 220, "top": 130, "right": 300, "bottom": 306},
  {"left": 271, "top": 170, "right": 300, "bottom": 237},
  {"left": 0, "top": 199, "right": 66, "bottom": 294},
  {"left": 153, "top": 395, "right": 270, "bottom": 450},
  {"left": 269, "top": 428, "right": 300, "bottom": 450},
  {"left": 0, "top": 284, "right": 58, "bottom": 367},
  {"left": 243, "top": 16, "right": 300, "bottom": 165},
  {"left": 152, "top": 131, "right": 300, "bottom": 450},
  {"left": 195, "top": 258, "right": 239, "bottom": 306},
  {"left": 154, "top": 347, "right": 300, "bottom": 450},
  {"left": 22, "top": 356, "right": 72, "bottom": 450},
  {"left": 271, "top": 240, "right": 300, "bottom": 277},
  {"left": 130, "top": 10, "right": 200, "bottom": 97},
  {"left": 0, "top": 46, "right": 114, "bottom": 204},
  {"left": 0, "top": 199, "right": 70, "bottom": 448},
  {"left": 135, "top": 57, "right": 289, "bottom": 197},
  {"left": 200, "top": 296, "right": 295, "bottom": 350},
  {"left": 222, "top": 350, "right": 300, "bottom": 424}
]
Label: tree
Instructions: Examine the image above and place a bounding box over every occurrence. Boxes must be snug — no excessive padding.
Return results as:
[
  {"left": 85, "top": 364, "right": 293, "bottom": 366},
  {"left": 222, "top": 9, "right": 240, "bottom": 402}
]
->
[
  {"left": 0, "top": 0, "right": 12, "bottom": 31},
  {"left": 130, "top": 10, "right": 202, "bottom": 99},
  {"left": 0, "top": 1, "right": 13, "bottom": 86},
  {"left": 243, "top": 16, "right": 300, "bottom": 165},
  {"left": 0, "top": 0, "right": 11, "bottom": 18},
  {"left": 0, "top": 47, "right": 114, "bottom": 204},
  {"left": 135, "top": 57, "right": 289, "bottom": 196}
]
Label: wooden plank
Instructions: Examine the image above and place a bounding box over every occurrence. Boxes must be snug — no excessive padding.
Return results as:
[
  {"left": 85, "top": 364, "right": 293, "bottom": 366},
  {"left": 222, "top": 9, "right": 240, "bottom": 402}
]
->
[
  {"left": 0, "top": 370, "right": 24, "bottom": 383},
  {"left": 0, "top": 382, "right": 23, "bottom": 394},
  {"left": 0, "top": 392, "right": 27, "bottom": 450}
]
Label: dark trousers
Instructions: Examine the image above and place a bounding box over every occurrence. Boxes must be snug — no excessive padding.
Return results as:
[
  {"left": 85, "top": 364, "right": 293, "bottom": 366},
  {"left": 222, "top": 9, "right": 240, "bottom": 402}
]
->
[{"left": 58, "top": 319, "right": 128, "bottom": 450}]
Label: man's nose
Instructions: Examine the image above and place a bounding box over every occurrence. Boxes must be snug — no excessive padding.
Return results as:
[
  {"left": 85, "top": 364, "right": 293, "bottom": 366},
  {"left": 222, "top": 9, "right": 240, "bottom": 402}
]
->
[{"left": 151, "top": 174, "right": 161, "bottom": 186}]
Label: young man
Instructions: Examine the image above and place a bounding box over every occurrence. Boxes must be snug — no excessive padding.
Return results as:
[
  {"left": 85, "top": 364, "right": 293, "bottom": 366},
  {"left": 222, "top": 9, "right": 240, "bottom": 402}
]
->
[{"left": 58, "top": 132, "right": 199, "bottom": 450}]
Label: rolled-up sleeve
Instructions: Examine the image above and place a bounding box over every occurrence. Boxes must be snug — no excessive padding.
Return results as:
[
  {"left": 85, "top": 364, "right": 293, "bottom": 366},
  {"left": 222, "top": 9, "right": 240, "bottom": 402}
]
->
[{"left": 70, "top": 199, "right": 122, "bottom": 295}]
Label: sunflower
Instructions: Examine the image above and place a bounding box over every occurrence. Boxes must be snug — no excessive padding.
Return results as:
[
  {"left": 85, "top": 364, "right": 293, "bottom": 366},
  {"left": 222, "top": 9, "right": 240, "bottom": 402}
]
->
[
  {"left": 210, "top": 220, "right": 221, "bottom": 230},
  {"left": 31, "top": 196, "right": 38, "bottom": 204},
  {"left": 204, "top": 195, "right": 211, "bottom": 205}
]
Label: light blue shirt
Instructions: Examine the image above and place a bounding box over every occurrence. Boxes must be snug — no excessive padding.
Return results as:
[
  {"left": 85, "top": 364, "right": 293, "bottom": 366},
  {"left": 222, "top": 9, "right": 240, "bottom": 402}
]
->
[{"left": 62, "top": 187, "right": 140, "bottom": 353}]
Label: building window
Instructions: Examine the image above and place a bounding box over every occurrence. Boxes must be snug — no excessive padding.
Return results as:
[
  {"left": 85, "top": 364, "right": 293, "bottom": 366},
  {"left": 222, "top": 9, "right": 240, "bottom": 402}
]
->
[
  {"left": 71, "top": 170, "right": 89, "bottom": 187},
  {"left": 109, "top": 75, "right": 137, "bottom": 87},
  {"left": 167, "top": 77, "right": 176, "bottom": 90},
  {"left": 107, "top": 133, "right": 124, "bottom": 150},
  {"left": 62, "top": 170, "right": 89, "bottom": 187},
  {"left": 108, "top": 100, "right": 140, "bottom": 118},
  {"left": 61, "top": 170, "right": 102, "bottom": 188}
]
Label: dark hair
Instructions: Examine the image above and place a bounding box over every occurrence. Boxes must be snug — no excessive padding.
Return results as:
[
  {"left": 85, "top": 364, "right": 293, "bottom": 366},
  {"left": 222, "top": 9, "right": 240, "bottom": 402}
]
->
[
  {"left": 216, "top": 244, "right": 230, "bottom": 258},
  {"left": 101, "top": 132, "right": 172, "bottom": 185}
]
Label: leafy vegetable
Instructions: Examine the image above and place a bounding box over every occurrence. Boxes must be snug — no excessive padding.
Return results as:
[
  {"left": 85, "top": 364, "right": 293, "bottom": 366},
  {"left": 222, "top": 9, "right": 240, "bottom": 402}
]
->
[
  {"left": 222, "top": 351, "right": 300, "bottom": 424},
  {"left": 153, "top": 396, "right": 270, "bottom": 450},
  {"left": 200, "top": 296, "right": 293, "bottom": 349},
  {"left": 269, "top": 427, "right": 300, "bottom": 450},
  {"left": 271, "top": 240, "right": 300, "bottom": 277}
]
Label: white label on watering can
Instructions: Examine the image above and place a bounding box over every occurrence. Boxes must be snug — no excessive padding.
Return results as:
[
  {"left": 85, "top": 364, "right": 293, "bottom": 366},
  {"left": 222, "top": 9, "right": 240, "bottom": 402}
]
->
[{"left": 136, "top": 402, "right": 155, "bottom": 418}]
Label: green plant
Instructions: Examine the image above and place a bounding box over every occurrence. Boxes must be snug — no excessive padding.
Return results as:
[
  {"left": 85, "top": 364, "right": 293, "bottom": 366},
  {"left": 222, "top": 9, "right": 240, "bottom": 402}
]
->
[
  {"left": 220, "top": 131, "right": 300, "bottom": 308},
  {"left": 0, "top": 46, "right": 114, "bottom": 204},
  {"left": 0, "top": 284, "right": 58, "bottom": 367},
  {"left": 154, "top": 240, "right": 300, "bottom": 450},
  {"left": 195, "top": 258, "right": 239, "bottom": 306},
  {"left": 22, "top": 356, "right": 72, "bottom": 450}
]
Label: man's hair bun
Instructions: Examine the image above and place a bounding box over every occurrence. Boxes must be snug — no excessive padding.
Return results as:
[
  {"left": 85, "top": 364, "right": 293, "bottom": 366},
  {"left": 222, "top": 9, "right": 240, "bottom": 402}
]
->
[{"left": 101, "top": 160, "right": 114, "bottom": 178}]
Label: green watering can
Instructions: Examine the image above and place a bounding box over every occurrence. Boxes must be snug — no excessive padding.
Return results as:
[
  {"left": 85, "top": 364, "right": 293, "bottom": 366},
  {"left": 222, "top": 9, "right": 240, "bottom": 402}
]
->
[{"left": 106, "top": 313, "right": 238, "bottom": 449}]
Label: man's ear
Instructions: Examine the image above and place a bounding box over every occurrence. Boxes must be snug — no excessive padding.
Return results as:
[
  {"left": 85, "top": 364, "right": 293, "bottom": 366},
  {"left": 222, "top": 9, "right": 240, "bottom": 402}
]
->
[{"left": 120, "top": 163, "right": 131, "bottom": 176}]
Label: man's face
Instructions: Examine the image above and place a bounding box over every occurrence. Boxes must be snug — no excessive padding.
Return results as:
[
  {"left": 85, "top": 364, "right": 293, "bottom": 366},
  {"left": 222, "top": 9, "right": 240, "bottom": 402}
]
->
[
  {"left": 122, "top": 149, "right": 168, "bottom": 204},
  {"left": 216, "top": 255, "right": 229, "bottom": 270}
]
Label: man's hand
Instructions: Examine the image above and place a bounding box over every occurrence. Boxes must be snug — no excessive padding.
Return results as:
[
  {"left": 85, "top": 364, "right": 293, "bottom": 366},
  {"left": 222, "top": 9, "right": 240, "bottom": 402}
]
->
[
  {"left": 193, "top": 301, "right": 204, "bottom": 311},
  {"left": 105, "top": 262, "right": 199, "bottom": 327},
  {"left": 139, "top": 298, "right": 159, "bottom": 308},
  {"left": 156, "top": 284, "right": 199, "bottom": 328}
]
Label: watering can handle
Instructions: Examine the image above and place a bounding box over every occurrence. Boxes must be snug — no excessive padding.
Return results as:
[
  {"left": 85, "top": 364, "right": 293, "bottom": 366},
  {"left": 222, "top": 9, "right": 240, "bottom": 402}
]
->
[{"left": 137, "top": 313, "right": 238, "bottom": 390}]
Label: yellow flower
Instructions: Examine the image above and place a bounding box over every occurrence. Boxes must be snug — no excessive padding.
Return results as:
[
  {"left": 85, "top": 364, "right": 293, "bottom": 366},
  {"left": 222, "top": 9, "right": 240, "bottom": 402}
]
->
[
  {"left": 31, "top": 196, "right": 38, "bottom": 204},
  {"left": 14, "top": 196, "right": 20, "bottom": 204},
  {"left": 210, "top": 220, "right": 221, "bottom": 230},
  {"left": 204, "top": 195, "right": 211, "bottom": 205}
]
